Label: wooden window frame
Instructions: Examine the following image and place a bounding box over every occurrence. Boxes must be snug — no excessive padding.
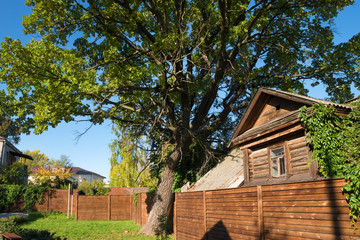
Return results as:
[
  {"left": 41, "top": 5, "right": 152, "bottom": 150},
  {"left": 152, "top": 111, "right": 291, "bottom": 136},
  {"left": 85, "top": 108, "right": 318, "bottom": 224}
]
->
[{"left": 268, "top": 144, "right": 287, "bottom": 178}]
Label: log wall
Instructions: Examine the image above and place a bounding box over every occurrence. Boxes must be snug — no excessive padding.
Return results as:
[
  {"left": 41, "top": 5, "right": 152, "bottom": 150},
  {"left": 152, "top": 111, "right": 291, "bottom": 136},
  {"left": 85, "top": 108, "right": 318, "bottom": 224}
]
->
[
  {"left": 175, "top": 179, "right": 360, "bottom": 240},
  {"left": 246, "top": 134, "right": 311, "bottom": 182}
]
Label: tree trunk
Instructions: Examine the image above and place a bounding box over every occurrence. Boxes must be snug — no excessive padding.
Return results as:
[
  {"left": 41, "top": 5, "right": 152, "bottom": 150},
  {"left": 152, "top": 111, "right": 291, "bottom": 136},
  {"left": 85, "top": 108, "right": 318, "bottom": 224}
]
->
[{"left": 139, "top": 144, "right": 183, "bottom": 235}]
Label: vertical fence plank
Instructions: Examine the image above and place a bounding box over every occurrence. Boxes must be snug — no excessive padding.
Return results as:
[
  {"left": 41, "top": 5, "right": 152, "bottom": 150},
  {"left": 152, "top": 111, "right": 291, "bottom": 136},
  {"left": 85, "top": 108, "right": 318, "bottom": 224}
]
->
[
  {"left": 108, "top": 195, "right": 111, "bottom": 220},
  {"left": 174, "top": 194, "right": 177, "bottom": 240},
  {"left": 129, "top": 195, "right": 132, "bottom": 220},
  {"left": 203, "top": 191, "right": 207, "bottom": 239},
  {"left": 47, "top": 191, "right": 50, "bottom": 212},
  {"left": 75, "top": 194, "right": 78, "bottom": 221},
  {"left": 257, "top": 185, "right": 264, "bottom": 240}
]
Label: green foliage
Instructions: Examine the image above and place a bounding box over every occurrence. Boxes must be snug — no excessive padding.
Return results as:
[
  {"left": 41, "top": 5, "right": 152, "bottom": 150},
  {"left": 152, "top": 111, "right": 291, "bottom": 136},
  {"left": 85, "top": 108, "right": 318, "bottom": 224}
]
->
[
  {"left": 23, "top": 185, "right": 49, "bottom": 211},
  {"left": 0, "top": 215, "right": 23, "bottom": 234},
  {"left": 133, "top": 193, "right": 138, "bottom": 210},
  {"left": 0, "top": 116, "right": 21, "bottom": 144},
  {"left": 0, "top": 185, "right": 23, "bottom": 211},
  {"left": 0, "top": 184, "right": 48, "bottom": 212},
  {"left": 109, "top": 126, "right": 158, "bottom": 188},
  {"left": 77, "top": 180, "right": 109, "bottom": 196},
  {"left": 0, "top": 162, "right": 28, "bottom": 185},
  {"left": 299, "top": 103, "right": 360, "bottom": 223}
]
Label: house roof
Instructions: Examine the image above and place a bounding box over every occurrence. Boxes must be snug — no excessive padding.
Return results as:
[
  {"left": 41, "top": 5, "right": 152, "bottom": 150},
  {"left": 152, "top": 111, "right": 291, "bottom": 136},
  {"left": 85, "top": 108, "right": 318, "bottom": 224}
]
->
[
  {"left": 229, "top": 88, "right": 353, "bottom": 146},
  {"left": 70, "top": 167, "right": 105, "bottom": 179},
  {"left": 183, "top": 148, "right": 244, "bottom": 192}
]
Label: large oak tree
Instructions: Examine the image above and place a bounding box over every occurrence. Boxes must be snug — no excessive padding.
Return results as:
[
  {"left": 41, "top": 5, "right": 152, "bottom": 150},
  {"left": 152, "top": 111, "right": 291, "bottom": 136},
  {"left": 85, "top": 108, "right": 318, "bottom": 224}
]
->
[{"left": 0, "top": 0, "right": 359, "bottom": 235}]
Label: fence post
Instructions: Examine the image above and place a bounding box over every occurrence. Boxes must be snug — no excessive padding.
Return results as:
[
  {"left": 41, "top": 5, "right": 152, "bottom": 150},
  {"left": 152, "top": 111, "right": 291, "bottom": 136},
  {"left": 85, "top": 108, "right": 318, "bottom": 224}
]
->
[
  {"left": 129, "top": 195, "right": 132, "bottom": 221},
  {"left": 75, "top": 194, "right": 79, "bottom": 221},
  {"left": 47, "top": 191, "right": 50, "bottom": 212},
  {"left": 174, "top": 194, "right": 177, "bottom": 240},
  {"left": 257, "top": 185, "right": 264, "bottom": 240},
  {"left": 108, "top": 195, "right": 111, "bottom": 221},
  {"left": 203, "top": 191, "right": 207, "bottom": 238},
  {"left": 138, "top": 193, "right": 142, "bottom": 225}
]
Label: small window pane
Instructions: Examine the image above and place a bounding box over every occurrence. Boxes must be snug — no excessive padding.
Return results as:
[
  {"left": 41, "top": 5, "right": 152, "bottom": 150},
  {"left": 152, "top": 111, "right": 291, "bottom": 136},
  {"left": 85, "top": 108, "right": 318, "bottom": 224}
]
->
[
  {"left": 279, "top": 157, "right": 285, "bottom": 175},
  {"left": 271, "top": 147, "right": 284, "bottom": 158},
  {"left": 272, "top": 166, "right": 278, "bottom": 177}
]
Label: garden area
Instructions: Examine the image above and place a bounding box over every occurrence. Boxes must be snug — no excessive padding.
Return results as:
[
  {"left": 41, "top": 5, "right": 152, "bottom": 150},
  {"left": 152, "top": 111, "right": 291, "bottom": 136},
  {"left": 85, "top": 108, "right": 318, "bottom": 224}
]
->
[{"left": 0, "top": 212, "right": 173, "bottom": 240}]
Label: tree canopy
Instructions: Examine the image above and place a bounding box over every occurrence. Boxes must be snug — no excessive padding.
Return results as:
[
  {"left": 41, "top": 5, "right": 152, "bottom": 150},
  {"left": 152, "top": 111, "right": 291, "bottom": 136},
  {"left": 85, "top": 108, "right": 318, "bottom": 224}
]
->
[{"left": 0, "top": 0, "right": 359, "bottom": 235}]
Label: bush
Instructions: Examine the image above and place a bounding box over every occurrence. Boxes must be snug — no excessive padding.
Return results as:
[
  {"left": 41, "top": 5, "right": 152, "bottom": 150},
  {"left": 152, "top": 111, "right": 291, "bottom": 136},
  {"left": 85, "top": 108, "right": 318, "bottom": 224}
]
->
[
  {"left": 0, "top": 215, "right": 23, "bottom": 234},
  {"left": 0, "top": 185, "right": 49, "bottom": 212},
  {"left": 77, "top": 180, "right": 109, "bottom": 196},
  {"left": 0, "top": 163, "right": 28, "bottom": 185},
  {"left": 0, "top": 185, "right": 23, "bottom": 212}
]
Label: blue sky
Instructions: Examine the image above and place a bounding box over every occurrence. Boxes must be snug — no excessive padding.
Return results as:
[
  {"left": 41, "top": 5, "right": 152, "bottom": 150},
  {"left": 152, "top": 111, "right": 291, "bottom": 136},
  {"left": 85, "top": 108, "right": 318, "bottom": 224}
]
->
[{"left": 0, "top": 1, "right": 360, "bottom": 180}]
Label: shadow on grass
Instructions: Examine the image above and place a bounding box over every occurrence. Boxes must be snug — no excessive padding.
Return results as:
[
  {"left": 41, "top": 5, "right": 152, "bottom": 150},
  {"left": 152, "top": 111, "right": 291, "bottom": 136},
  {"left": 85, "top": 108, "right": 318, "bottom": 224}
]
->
[
  {"left": 20, "top": 229, "right": 66, "bottom": 240},
  {"left": 0, "top": 212, "right": 66, "bottom": 240}
]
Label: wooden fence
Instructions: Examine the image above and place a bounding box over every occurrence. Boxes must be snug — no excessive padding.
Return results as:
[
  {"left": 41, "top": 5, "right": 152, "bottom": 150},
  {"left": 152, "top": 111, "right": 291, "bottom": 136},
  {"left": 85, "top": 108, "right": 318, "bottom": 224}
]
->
[
  {"left": 75, "top": 193, "right": 151, "bottom": 225},
  {"left": 31, "top": 189, "right": 151, "bottom": 226},
  {"left": 33, "top": 189, "right": 78, "bottom": 213},
  {"left": 174, "top": 179, "right": 360, "bottom": 240}
]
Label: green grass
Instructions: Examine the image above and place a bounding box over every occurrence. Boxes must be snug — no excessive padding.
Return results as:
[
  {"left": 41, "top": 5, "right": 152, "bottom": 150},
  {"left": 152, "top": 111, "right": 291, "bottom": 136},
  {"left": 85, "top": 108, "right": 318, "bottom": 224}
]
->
[{"left": 19, "top": 212, "right": 173, "bottom": 240}]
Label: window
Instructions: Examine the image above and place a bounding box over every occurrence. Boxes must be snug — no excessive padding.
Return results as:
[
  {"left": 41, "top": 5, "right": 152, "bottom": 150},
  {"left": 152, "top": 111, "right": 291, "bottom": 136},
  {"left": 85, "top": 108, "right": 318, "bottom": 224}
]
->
[{"left": 270, "top": 147, "right": 285, "bottom": 177}]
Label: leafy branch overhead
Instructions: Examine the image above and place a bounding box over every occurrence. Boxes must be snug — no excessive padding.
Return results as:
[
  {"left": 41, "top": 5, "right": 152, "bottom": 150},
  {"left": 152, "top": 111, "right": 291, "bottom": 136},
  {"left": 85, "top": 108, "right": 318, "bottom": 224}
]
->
[{"left": 0, "top": 0, "right": 359, "bottom": 235}]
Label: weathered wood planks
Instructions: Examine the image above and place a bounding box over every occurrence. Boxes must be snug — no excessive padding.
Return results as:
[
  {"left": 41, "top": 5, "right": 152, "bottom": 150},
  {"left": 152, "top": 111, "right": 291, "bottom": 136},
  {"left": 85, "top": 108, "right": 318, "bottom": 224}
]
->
[{"left": 174, "top": 179, "right": 360, "bottom": 240}]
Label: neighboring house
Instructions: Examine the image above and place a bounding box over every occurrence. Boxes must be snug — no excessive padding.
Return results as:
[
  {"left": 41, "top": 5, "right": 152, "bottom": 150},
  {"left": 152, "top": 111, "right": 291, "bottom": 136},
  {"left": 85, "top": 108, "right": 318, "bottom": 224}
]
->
[
  {"left": 184, "top": 88, "right": 352, "bottom": 191},
  {"left": 70, "top": 167, "right": 106, "bottom": 185},
  {"left": 28, "top": 166, "right": 66, "bottom": 184},
  {"left": 0, "top": 136, "right": 33, "bottom": 167}
]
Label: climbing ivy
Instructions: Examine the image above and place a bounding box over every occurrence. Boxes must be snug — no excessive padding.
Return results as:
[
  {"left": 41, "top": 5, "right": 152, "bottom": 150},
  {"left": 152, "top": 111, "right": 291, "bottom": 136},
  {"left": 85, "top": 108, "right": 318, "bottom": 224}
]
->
[{"left": 299, "top": 103, "right": 360, "bottom": 223}]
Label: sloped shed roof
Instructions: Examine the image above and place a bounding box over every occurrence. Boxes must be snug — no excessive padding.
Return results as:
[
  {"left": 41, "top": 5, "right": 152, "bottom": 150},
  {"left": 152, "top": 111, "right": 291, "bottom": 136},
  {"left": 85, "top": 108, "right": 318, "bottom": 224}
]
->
[{"left": 184, "top": 148, "right": 244, "bottom": 192}]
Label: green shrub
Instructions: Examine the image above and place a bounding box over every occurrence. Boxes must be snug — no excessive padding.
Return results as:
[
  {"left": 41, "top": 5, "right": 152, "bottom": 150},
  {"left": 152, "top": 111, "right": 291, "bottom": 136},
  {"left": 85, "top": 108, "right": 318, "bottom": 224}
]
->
[
  {"left": 0, "top": 163, "right": 28, "bottom": 185},
  {"left": 0, "top": 216, "right": 23, "bottom": 234},
  {"left": 0, "top": 185, "right": 49, "bottom": 212},
  {"left": 78, "top": 180, "right": 109, "bottom": 195},
  {"left": 0, "top": 185, "right": 23, "bottom": 211}
]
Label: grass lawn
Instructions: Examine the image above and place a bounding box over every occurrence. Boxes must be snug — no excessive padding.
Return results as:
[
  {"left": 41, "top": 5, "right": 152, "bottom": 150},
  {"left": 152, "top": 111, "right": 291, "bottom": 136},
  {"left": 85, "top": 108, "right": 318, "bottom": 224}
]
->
[{"left": 19, "top": 212, "right": 173, "bottom": 240}]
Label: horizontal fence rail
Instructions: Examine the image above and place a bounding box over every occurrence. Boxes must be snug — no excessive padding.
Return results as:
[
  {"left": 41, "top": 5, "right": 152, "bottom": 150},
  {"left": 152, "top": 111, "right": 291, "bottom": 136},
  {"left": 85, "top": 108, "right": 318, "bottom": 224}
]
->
[{"left": 174, "top": 179, "right": 360, "bottom": 240}]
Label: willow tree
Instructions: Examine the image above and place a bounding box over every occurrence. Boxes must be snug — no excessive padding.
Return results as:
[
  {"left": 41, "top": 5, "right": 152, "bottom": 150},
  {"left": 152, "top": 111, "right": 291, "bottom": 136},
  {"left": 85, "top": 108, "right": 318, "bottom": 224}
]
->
[{"left": 1, "top": 0, "right": 359, "bottom": 235}]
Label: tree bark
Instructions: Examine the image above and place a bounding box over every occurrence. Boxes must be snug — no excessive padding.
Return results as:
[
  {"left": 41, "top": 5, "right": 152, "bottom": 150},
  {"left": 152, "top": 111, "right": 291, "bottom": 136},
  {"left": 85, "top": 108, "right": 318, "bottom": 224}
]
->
[{"left": 139, "top": 144, "right": 184, "bottom": 235}]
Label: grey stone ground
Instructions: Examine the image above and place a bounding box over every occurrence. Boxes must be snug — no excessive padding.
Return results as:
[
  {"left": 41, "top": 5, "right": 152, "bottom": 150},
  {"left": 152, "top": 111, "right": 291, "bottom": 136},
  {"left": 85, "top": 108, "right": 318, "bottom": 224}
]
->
[{"left": 0, "top": 213, "right": 29, "bottom": 218}]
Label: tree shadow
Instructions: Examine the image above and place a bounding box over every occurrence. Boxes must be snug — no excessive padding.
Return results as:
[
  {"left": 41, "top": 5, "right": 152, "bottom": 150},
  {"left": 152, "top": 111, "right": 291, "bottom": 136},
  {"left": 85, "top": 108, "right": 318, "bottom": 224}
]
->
[
  {"left": 20, "top": 229, "right": 66, "bottom": 240},
  {"left": 326, "top": 180, "right": 343, "bottom": 240},
  {"left": 202, "top": 220, "right": 231, "bottom": 240}
]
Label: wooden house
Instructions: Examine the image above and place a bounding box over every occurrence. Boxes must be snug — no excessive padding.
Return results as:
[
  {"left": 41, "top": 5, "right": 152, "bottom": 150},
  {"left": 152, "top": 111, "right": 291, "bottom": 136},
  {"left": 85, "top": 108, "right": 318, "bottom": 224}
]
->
[
  {"left": 229, "top": 87, "right": 352, "bottom": 186},
  {"left": 184, "top": 88, "right": 352, "bottom": 192},
  {"left": 0, "top": 136, "right": 33, "bottom": 167}
]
